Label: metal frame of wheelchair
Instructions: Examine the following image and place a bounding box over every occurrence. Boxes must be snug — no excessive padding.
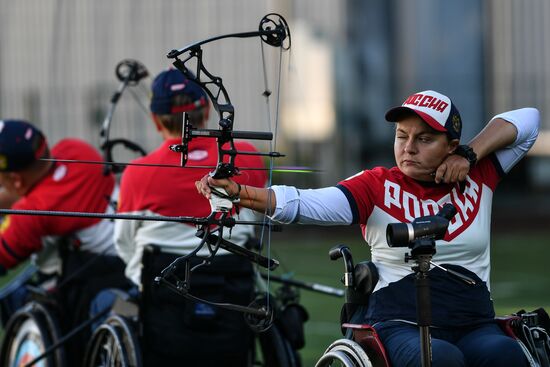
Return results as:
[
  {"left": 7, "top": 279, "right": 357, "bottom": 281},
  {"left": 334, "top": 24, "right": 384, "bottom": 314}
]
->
[
  {"left": 82, "top": 298, "right": 302, "bottom": 367},
  {"left": 0, "top": 274, "right": 140, "bottom": 367},
  {"left": 314, "top": 245, "right": 390, "bottom": 367},
  {"left": 81, "top": 245, "right": 306, "bottom": 367},
  {"left": 0, "top": 247, "right": 130, "bottom": 367},
  {"left": 316, "top": 324, "right": 390, "bottom": 367},
  {"left": 0, "top": 266, "right": 75, "bottom": 367},
  {"left": 84, "top": 314, "right": 141, "bottom": 367}
]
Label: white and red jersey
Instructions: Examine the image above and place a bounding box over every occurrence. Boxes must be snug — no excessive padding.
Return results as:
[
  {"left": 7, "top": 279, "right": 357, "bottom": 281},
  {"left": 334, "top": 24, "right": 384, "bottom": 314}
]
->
[
  {"left": 338, "top": 157, "right": 500, "bottom": 289},
  {"left": 115, "top": 137, "right": 267, "bottom": 285},
  {"left": 337, "top": 157, "right": 501, "bottom": 326},
  {"left": 0, "top": 139, "right": 117, "bottom": 273}
]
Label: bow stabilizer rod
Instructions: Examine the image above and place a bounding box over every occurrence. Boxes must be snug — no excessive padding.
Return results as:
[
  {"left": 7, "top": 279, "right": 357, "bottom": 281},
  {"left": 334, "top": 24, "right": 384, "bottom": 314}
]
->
[{"left": 0, "top": 208, "right": 269, "bottom": 227}]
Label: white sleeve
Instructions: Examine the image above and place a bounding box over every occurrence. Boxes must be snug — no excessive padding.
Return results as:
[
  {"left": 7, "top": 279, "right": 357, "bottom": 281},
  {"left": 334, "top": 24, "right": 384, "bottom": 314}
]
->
[
  {"left": 113, "top": 218, "right": 140, "bottom": 265},
  {"left": 269, "top": 185, "right": 354, "bottom": 225},
  {"left": 491, "top": 108, "right": 540, "bottom": 173}
]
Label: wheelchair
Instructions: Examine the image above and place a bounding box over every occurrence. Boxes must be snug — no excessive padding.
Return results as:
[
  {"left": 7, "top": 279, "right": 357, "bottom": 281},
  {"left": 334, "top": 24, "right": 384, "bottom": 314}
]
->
[
  {"left": 0, "top": 247, "right": 130, "bottom": 367},
  {"left": 84, "top": 291, "right": 303, "bottom": 367},
  {"left": 83, "top": 244, "right": 342, "bottom": 367},
  {"left": 315, "top": 244, "right": 550, "bottom": 367},
  {"left": 314, "top": 245, "right": 389, "bottom": 367}
]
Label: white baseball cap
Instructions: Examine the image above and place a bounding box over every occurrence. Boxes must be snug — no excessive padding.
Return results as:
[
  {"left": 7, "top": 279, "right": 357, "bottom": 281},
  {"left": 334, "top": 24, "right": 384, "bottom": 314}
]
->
[{"left": 385, "top": 90, "right": 462, "bottom": 140}]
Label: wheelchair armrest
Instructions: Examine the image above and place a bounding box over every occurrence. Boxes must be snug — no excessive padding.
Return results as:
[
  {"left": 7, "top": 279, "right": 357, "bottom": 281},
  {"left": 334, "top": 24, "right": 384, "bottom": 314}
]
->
[
  {"left": 342, "top": 323, "right": 391, "bottom": 367},
  {"left": 496, "top": 316, "right": 522, "bottom": 339}
]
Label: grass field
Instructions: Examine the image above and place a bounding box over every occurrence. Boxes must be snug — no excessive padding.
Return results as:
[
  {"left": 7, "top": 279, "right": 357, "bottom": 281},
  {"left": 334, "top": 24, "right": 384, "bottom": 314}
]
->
[{"left": 0, "top": 227, "right": 548, "bottom": 366}]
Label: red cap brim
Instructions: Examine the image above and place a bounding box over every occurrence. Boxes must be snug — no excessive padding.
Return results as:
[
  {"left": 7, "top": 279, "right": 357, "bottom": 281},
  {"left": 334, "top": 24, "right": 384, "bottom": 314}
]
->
[{"left": 385, "top": 106, "right": 447, "bottom": 133}]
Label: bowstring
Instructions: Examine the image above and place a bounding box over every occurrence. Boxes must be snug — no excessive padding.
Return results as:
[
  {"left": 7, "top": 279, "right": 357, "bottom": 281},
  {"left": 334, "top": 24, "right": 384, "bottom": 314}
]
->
[
  {"left": 258, "top": 38, "right": 285, "bottom": 312},
  {"left": 128, "top": 83, "right": 153, "bottom": 118},
  {"left": 259, "top": 40, "right": 272, "bottom": 309}
]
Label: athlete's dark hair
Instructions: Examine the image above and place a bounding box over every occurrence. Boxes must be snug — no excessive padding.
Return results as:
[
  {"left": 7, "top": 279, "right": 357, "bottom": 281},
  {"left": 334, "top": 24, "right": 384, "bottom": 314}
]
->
[{"left": 156, "top": 94, "right": 207, "bottom": 134}]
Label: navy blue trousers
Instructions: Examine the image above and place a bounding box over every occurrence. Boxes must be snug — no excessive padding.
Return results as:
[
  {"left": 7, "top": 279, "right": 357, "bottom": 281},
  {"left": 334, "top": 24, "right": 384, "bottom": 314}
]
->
[{"left": 374, "top": 321, "right": 529, "bottom": 367}]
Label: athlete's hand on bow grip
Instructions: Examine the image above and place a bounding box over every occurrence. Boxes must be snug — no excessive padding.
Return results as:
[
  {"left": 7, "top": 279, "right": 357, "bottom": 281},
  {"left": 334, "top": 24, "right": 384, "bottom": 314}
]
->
[
  {"left": 434, "top": 154, "right": 470, "bottom": 184},
  {"left": 196, "top": 174, "right": 239, "bottom": 199}
]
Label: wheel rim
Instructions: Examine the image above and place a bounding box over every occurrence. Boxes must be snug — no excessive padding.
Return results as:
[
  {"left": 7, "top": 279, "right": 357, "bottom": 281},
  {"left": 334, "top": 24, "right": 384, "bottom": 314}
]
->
[
  {"left": 86, "top": 324, "right": 129, "bottom": 367},
  {"left": 315, "top": 350, "right": 355, "bottom": 367},
  {"left": 108, "top": 316, "right": 141, "bottom": 367},
  {"left": 8, "top": 318, "right": 47, "bottom": 367}
]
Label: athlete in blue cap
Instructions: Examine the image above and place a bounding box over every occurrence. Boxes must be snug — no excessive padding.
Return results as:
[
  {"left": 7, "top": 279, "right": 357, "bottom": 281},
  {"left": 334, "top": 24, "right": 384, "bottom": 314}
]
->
[
  {"left": 0, "top": 119, "right": 130, "bottom": 363},
  {"left": 113, "top": 69, "right": 267, "bottom": 366}
]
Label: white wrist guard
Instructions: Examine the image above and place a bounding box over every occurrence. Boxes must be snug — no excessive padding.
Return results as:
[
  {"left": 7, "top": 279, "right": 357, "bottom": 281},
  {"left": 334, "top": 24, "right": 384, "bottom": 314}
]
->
[{"left": 209, "top": 187, "right": 236, "bottom": 212}]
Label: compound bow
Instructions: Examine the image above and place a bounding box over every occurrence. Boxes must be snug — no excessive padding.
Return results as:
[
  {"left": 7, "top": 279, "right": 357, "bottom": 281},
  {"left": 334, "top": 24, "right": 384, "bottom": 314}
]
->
[{"left": 155, "top": 13, "right": 292, "bottom": 329}]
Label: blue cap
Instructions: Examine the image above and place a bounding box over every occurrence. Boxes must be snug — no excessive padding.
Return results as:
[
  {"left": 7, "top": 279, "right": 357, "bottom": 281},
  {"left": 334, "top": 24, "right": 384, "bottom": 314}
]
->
[
  {"left": 149, "top": 69, "right": 208, "bottom": 115},
  {"left": 0, "top": 120, "right": 47, "bottom": 172}
]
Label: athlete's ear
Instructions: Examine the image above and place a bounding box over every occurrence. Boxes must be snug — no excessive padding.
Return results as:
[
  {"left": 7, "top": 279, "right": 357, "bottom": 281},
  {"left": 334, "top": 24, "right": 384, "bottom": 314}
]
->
[
  {"left": 203, "top": 104, "right": 210, "bottom": 122},
  {"left": 151, "top": 114, "right": 162, "bottom": 132},
  {"left": 9, "top": 172, "right": 23, "bottom": 191}
]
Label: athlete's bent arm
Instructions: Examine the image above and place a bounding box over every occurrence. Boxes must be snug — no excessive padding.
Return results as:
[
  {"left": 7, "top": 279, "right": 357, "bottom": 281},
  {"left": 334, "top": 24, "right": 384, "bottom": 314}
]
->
[{"left": 434, "top": 107, "right": 540, "bottom": 183}]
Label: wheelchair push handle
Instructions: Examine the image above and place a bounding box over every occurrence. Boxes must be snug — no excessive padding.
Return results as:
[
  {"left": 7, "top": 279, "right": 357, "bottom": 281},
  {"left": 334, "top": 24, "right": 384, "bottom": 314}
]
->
[
  {"left": 329, "top": 244, "right": 350, "bottom": 261},
  {"left": 329, "top": 244, "right": 355, "bottom": 288}
]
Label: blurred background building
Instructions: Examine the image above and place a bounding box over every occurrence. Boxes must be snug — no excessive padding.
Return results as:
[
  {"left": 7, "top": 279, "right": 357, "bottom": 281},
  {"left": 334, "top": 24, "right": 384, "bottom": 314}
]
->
[{"left": 0, "top": 0, "right": 548, "bottom": 226}]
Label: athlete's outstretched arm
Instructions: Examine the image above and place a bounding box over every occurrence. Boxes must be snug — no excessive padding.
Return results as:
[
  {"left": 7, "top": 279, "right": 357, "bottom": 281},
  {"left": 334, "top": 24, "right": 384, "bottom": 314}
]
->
[
  {"left": 197, "top": 176, "right": 276, "bottom": 214},
  {"left": 196, "top": 176, "right": 354, "bottom": 225}
]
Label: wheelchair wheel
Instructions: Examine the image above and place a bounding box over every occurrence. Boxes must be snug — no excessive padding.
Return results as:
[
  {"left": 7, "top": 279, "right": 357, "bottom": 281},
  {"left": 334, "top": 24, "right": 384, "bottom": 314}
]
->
[
  {"left": 0, "top": 301, "right": 67, "bottom": 367},
  {"left": 83, "top": 315, "right": 141, "bottom": 367},
  {"left": 257, "top": 324, "right": 301, "bottom": 367},
  {"left": 315, "top": 339, "right": 373, "bottom": 367},
  {"left": 316, "top": 350, "right": 356, "bottom": 367}
]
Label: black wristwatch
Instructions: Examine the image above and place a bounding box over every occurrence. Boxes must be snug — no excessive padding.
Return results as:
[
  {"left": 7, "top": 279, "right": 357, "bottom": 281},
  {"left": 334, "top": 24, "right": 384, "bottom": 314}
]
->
[{"left": 453, "top": 145, "right": 477, "bottom": 168}]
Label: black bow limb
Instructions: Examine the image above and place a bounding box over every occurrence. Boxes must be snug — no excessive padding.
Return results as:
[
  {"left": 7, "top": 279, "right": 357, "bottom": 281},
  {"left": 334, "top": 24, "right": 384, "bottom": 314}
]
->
[{"left": 100, "top": 59, "right": 150, "bottom": 175}]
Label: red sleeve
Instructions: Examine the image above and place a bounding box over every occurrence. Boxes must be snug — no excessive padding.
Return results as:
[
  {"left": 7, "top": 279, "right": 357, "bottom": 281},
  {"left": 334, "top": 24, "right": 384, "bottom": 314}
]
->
[
  {"left": 0, "top": 139, "right": 116, "bottom": 269},
  {"left": 337, "top": 167, "right": 386, "bottom": 225},
  {"left": 117, "top": 166, "right": 139, "bottom": 213},
  {"left": 0, "top": 203, "right": 46, "bottom": 269},
  {"left": 472, "top": 154, "right": 503, "bottom": 191}
]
